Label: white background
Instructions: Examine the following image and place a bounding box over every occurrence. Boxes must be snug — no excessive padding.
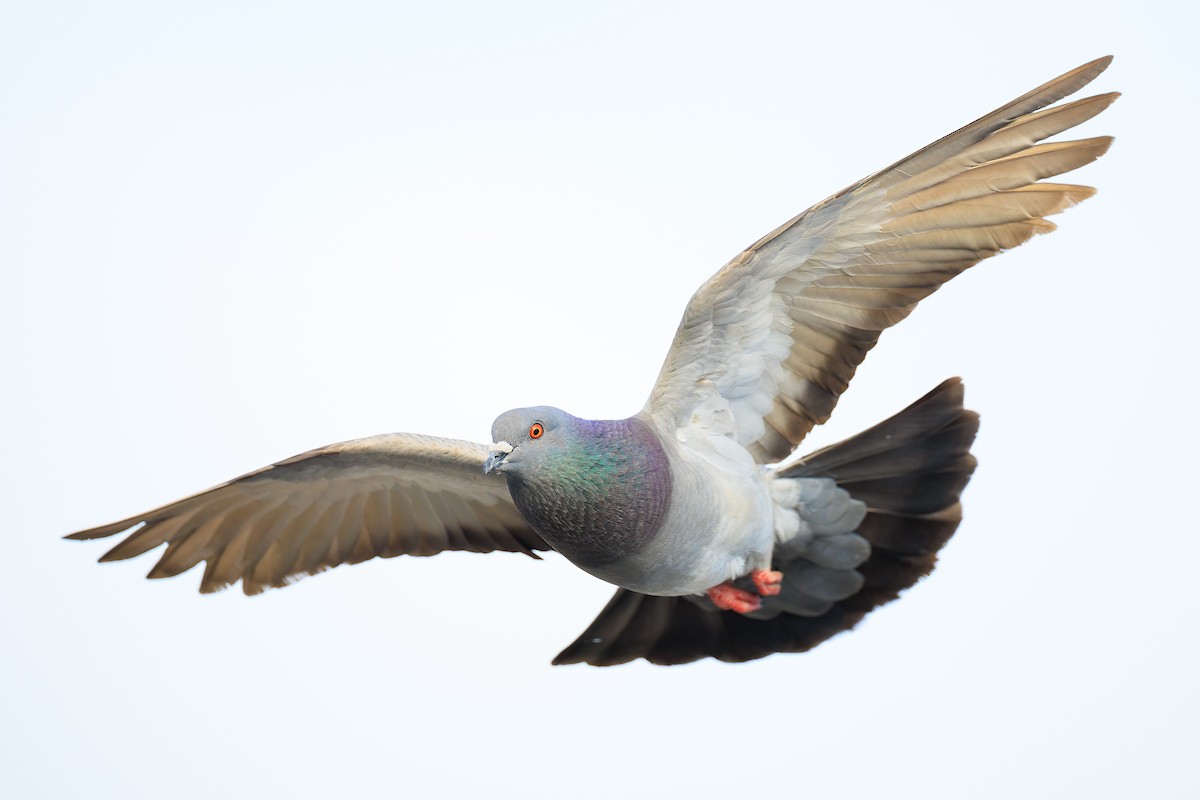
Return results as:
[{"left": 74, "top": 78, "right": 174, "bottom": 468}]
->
[{"left": 3, "top": 2, "right": 1195, "bottom": 798}]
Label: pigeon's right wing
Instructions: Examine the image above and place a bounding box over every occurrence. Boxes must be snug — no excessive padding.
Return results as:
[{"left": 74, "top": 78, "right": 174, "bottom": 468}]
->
[
  {"left": 643, "top": 57, "right": 1115, "bottom": 464},
  {"left": 67, "top": 433, "right": 548, "bottom": 595}
]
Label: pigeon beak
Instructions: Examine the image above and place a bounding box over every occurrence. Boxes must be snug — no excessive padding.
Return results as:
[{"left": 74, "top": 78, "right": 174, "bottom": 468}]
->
[{"left": 483, "top": 441, "right": 514, "bottom": 474}]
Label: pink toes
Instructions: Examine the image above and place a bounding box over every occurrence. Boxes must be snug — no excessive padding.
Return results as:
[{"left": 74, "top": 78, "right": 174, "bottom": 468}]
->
[
  {"left": 706, "top": 582, "right": 763, "bottom": 614},
  {"left": 707, "top": 571, "right": 785, "bottom": 614},
  {"left": 751, "top": 569, "right": 783, "bottom": 597}
]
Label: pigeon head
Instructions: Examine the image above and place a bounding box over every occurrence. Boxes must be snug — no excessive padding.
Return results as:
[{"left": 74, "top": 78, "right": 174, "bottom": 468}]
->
[{"left": 484, "top": 406, "right": 577, "bottom": 478}]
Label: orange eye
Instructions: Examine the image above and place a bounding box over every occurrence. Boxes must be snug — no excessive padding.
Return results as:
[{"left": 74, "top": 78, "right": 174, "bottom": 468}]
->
[{"left": 529, "top": 422, "right": 544, "bottom": 439}]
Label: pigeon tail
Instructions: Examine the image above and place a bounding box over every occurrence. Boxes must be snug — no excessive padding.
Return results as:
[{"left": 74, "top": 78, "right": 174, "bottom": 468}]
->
[{"left": 777, "top": 377, "right": 980, "bottom": 624}]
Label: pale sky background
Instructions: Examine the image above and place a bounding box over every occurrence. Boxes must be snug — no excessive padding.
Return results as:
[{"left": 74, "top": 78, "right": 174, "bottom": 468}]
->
[{"left": 2, "top": 2, "right": 1196, "bottom": 798}]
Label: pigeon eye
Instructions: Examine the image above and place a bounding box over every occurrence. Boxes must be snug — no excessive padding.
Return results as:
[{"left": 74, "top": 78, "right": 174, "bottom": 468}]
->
[{"left": 529, "top": 422, "right": 544, "bottom": 440}]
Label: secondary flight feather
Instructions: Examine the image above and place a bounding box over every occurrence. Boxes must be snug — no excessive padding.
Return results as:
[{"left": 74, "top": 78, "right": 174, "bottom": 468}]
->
[{"left": 68, "top": 57, "right": 1117, "bottom": 666}]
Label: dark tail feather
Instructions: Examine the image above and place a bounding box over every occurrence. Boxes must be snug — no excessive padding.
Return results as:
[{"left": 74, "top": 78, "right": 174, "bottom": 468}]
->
[
  {"left": 554, "top": 378, "right": 979, "bottom": 666},
  {"left": 784, "top": 376, "right": 980, "bottom": 610}
]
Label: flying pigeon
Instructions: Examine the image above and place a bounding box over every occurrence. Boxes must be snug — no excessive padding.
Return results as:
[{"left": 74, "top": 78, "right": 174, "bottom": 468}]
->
[{"left": 67, "top": 57, "right": 1117, "bottom": 666}]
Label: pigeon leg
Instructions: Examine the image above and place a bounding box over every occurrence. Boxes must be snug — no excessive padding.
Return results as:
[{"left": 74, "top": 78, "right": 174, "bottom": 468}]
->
[
  {"left": 751, "top": 569, "right": 783, "bottom": 597},
  {"left": 706, "top": 582, "right": 762, "bottom": 614}
]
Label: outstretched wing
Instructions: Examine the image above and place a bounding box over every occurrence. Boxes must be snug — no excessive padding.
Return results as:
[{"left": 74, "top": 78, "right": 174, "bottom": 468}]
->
[
  {"left": 67, "top": 433, "right": 548, "bottom": 595},
  {"left": 644, "top": 57, "right": 1116, "bottom": 462}
]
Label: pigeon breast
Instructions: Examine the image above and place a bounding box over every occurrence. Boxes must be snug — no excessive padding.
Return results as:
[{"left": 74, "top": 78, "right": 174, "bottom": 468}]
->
[{"left": 504, "top": 417, "right": 672, "bottom": 569}]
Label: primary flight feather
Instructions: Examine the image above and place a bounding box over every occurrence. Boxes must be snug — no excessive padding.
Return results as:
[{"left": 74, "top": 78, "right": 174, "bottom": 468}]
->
[{"left": 68, "top": 57, "right": 1117, "bottom": 666}]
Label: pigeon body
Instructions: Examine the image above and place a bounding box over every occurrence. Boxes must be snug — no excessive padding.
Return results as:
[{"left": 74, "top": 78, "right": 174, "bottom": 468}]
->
[
  {"left": 487, "top": 406, "right": 864, "bottom": 600},
  {"left": 66, "top": 57, "right": 1118, "bottom": 665},
  {"left": 492, "top": 407, "right": 785, "bottom": 596}
]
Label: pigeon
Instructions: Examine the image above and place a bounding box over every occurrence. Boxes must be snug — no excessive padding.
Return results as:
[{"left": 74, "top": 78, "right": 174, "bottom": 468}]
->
[{"left": 67, "top": 57, "right": 1117, "bottom": 666}]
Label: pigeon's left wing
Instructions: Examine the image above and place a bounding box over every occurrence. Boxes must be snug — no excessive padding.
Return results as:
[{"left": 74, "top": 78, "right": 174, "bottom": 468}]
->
[
  {"left": 67, "top": 433, "right": 548, "bottom": 595},
  {"left": 643, "top": 57, "right": 1115, "bottom": 463}
]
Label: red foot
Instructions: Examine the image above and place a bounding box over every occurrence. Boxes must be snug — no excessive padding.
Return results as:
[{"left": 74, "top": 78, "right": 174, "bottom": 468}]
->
[
  {"left": 752, "top": 569, "right": 783, "bottom": 597},
  {"left": 706, "top": 582, "right": 762, "bottom": 614}
]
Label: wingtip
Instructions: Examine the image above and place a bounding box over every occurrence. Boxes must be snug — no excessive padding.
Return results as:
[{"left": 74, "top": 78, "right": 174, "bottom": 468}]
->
[
  {"left": 1075, "top": 56, "right": 1114, "bottom": 87},
  {"left": 1088, "top": 90, "right": 1122, "bottom": 107},
  {"left": 97, "top": 549, "right": 125, "bottom": 564},
  {"left": 1076, "top": 55, "right": 1114, "bottom": 77},
  {"left": 64, "top": 526, "right": 112, "bottom": 541},
  {"left": 1032, "top": 55, "right": 1115, "bottom": 103},
  {"left": 64, "top": 516, "right": 143, "bottom": 541}
]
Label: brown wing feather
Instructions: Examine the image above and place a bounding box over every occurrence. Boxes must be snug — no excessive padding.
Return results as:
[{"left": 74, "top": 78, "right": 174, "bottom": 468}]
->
[
  {"left": 67, "top": 433, "right": 548, "bottom": 595},
  {"left": 742, "top": 64, "right": 1115, "bottom": 462}
]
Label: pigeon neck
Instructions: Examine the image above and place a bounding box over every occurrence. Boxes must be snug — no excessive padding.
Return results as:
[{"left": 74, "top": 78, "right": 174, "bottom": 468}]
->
[{"left": 507, "top": 417, "right": 671, "bottom": 568}]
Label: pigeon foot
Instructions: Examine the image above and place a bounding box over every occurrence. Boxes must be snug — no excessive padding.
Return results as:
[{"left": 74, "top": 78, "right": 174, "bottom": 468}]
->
[
  {"left": 706, "top": 582, "right": 762, "bottom": 614},
  {"left": 751, "top": 569, "right": 783, "bottom": 597}
]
